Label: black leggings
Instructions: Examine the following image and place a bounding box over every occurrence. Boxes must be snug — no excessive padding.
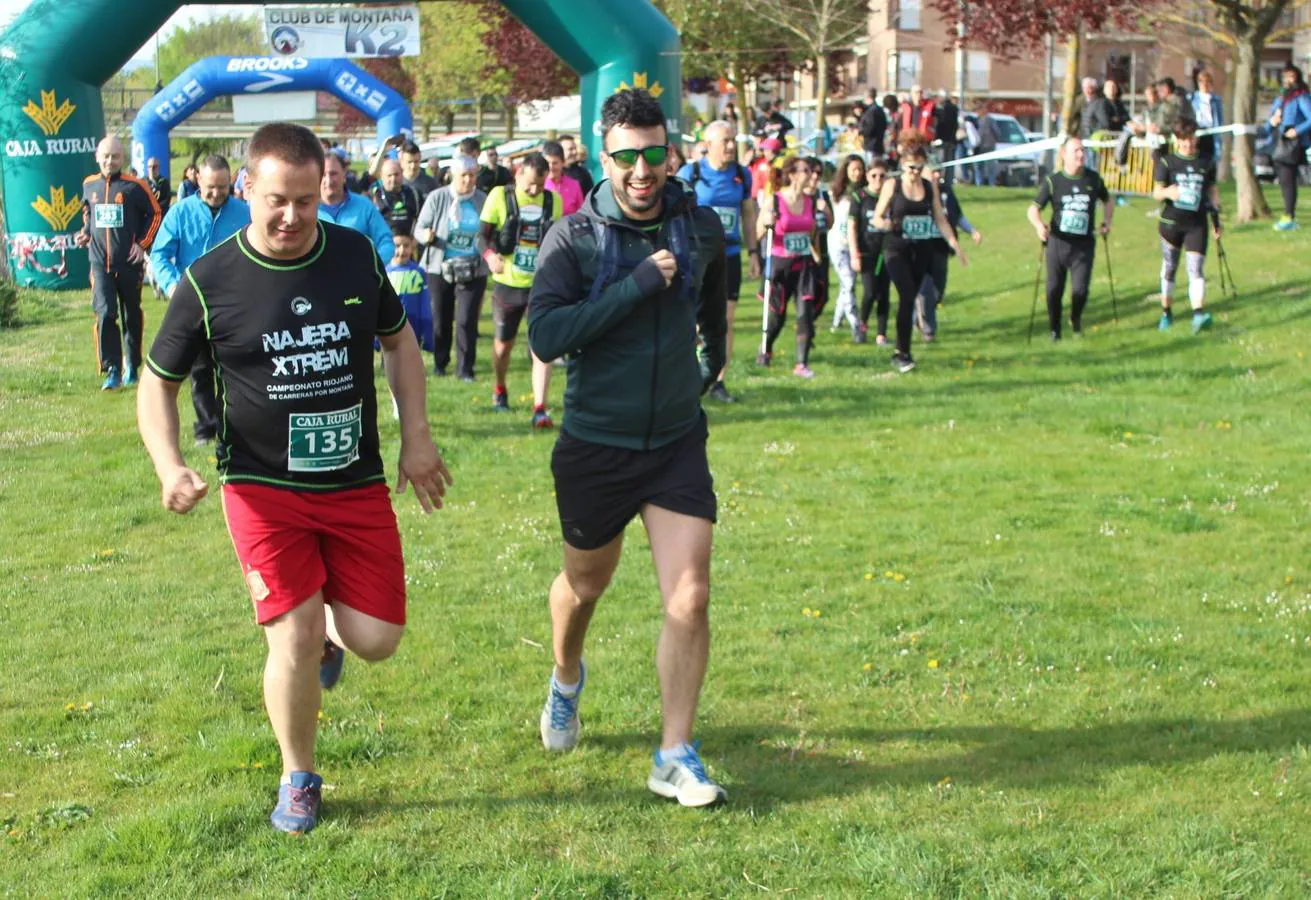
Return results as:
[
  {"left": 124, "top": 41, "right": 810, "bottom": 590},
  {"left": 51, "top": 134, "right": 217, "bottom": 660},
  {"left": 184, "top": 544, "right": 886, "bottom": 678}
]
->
[
  {"left": 1045, "top": 238, "right": 1094, "bottom": 335},
  {"left": 1276, "top": 161, "right": 1300, "bottom": 218},
  {"left": 883, "top": 250, "right": 930, "bottom": 356},
  {"left": 429, "top": 273, "right": 487, "bottom": 377},
  {"left": 859, "top": 254, "right": 890, "bottom": 336},
  {"left": 763, "top": 265, "right": 818, "bottom": 365}
]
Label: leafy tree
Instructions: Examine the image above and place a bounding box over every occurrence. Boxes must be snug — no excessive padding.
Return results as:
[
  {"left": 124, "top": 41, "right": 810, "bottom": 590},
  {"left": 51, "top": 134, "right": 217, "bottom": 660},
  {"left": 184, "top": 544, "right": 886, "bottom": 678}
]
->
[
  {"left": 654, "top": 0, "right": 805, "bottom": 101},
  {"left": 157, "top": 14, "right": 265, "bottom": 85},
  {"left": 403, "top": 1, "right": 497, "bottom": 138},
  {"left": 1156, "top": 0, "right": 1311, "bottom": 221},
  {"left": 477, "top": 0, "right": 576, "bottom": 138},
  {"left": 749, "top": 0, "right": 871, "bottom": 130},
  {"left": 930, "top": 0, "right": 1150, "bottom": 135}
]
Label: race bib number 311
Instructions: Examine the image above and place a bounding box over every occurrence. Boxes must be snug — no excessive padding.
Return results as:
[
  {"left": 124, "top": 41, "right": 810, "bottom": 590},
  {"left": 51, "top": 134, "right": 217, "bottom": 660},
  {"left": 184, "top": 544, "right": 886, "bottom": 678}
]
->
[{"left": 288, "top": 403, "right": 362, "bottom": 473}]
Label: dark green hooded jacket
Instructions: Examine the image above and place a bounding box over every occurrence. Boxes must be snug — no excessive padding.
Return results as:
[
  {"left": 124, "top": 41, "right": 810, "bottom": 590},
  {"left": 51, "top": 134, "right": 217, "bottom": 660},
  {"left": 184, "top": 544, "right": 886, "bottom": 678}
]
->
[{"left": 528, "top": 179, "right": 727, "bottom": 450}]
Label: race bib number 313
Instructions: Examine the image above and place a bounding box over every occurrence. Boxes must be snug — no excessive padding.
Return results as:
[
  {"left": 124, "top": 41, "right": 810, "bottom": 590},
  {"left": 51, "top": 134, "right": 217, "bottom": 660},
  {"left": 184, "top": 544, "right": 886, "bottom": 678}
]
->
[
  {"left": 288, "top": 403, "right": 362, "bottom": 473},
  {"left": 902, "top": 215, "right": 935, "bottom": 240}
]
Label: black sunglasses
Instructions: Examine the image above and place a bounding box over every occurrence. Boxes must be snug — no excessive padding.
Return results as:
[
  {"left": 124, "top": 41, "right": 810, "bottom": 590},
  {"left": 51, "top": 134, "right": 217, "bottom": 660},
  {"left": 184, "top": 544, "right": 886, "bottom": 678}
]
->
[
  {"left": 904, "top": 164, "right": 924, "bottom": 173},
  {"left": 607, "top": 145, "right": 670, "bottom": 169}
]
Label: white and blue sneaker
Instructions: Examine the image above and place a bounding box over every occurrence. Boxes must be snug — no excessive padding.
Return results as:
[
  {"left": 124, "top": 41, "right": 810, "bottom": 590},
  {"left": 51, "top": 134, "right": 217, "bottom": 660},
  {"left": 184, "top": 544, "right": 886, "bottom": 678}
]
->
[
  {"left": 540, "top": 660, "right": 586, "bottom": 751},
  {"left": 647, "top": 741, "right": 727, "bottom": 807}
]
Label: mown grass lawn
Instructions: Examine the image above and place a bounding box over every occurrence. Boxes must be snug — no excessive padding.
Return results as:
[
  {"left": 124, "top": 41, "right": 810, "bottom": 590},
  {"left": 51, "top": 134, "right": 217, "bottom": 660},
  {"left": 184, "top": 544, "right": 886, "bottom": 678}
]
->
[{"left": 1, "top": 184, "right": 1309, "bottom": 897}]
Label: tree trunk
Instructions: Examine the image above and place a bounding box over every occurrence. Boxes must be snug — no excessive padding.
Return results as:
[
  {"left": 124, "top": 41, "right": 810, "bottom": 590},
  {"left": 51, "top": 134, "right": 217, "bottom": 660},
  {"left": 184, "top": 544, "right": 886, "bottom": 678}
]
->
[
  {"left": 475, "top": 97, "right": 485, "bottom": 135},
  {"left": 814, "top": 53, "right": 829, "bottom": 154},
  {"left": 505, "top": 102, "right": 517, "bottom": 141},
  {"left": 1231, "top": 36, "right": 1271, "bottom": 222},
  {"left": 1060, "top": 31, "right": 1081, "bottom": 136}
]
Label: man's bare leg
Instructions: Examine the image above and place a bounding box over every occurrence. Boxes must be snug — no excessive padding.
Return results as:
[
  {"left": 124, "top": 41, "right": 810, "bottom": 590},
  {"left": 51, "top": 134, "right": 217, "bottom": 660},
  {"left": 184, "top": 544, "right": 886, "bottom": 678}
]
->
[
  {"left": 641, "top": 505, "right": 713, "bottom": 749},
  {"left": 263, "top": 593, "right": 328, "bottom": 777},
  {"left": 549, "top": 534, "right": 624, "bottom": 685}
]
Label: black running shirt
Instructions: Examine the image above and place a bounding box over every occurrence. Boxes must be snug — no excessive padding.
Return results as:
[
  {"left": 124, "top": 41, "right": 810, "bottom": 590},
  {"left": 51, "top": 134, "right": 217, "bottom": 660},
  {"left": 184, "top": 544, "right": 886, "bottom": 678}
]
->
[
  {"left": 1034, "top": 169, "right": 1109, "bottom": 242},
  {"left": 146, "top": 222, "right": 408, "bottom": 491},
  {"left": 1154, "top": 154, "right": 1215, "bottom": 229}
]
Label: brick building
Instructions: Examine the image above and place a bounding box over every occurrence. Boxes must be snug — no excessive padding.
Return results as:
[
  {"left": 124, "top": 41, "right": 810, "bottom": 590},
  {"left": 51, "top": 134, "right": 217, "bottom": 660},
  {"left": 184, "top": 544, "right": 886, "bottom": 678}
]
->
[{"left": 784, "top": 1, "right": 1302, "bottom": 131}]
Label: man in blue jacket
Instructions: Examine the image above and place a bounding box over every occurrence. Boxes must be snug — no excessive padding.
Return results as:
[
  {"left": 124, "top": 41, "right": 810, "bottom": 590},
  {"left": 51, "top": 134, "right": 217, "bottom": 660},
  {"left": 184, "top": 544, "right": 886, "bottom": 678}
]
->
[
  {"left": 150, "top": 154, "right": 250, "bottom": 443},
  {"left": 1188, "top": 71, "right": 1224, "bottom": 165},
  {"left": 529, "top": 89, "right": 729, "bottom": 808},
  {"left": 318, "top": 152, "right": 395, "bottom": 260}
]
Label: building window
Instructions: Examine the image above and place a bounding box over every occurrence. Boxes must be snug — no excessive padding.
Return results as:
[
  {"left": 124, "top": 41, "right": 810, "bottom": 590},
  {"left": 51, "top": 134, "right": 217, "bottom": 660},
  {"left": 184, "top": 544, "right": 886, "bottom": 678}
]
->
[
  {"left": 895, "top": 0, "right": 922, "bottom": 31},
  {"left": 1105, "top": 53, "right": 1131, "bottom": 88},
  {"left": 966, "top": 51, "right": 990, "bottom": 91},
  {"left": 886, "top": 50, "right": 922, "bottom": 91},
  {"left": 1051, "top": 54, "right": 1068, "bottom": 82}
]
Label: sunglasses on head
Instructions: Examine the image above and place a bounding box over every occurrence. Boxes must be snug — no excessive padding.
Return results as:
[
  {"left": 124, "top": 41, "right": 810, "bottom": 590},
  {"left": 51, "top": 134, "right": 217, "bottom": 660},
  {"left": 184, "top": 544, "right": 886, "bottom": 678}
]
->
[
  {"left": 904, "top": 164, "right": 924, "bottom": 173},
  {"left": 607, "top": 145, "right": 669, "bottom": 168}
]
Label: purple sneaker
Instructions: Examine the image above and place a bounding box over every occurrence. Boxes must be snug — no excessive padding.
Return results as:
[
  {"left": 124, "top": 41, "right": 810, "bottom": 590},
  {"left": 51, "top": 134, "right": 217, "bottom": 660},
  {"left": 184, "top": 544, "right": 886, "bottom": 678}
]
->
[{"left": 270, "top": 771, "right": 322, "bottom": 834}]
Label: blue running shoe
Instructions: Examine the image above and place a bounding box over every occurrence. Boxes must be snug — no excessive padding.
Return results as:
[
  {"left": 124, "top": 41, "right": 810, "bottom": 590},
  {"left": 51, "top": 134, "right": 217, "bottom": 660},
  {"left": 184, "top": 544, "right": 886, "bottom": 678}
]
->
[
  {"left": 320, "top": 639, "right": 344, "bottom": 691},
  {"left": 1192, "top": 310, "right": 1214, "bottom": 334},
  {"left": 540, "top": 660, "right": 586, "bottom": 751},
  {"left": 101, "top": 366, "right": 121, "bottom": 391},
  {"left": 1158, "top": 313, "right": 1172, "bottom": 332},
  {"left": 648, "top": 741, "right": 727, "bottom": 807},
  {"left": 122, "top": 366, "right": 139, "bottom": 388},
  {"left": 1274, "top": 215, "right": 1299, "bottom": 232},
  {"left": 270, "top": 770, "right": 322, "bottom": 834}
]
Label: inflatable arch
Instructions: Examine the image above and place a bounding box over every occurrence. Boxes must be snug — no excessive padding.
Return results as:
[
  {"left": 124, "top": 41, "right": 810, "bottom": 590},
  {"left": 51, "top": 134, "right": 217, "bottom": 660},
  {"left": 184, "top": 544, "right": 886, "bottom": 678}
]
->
[
  {"left": 132, "top": 57, "right": 413, "bottom": 180},
  {"left": 0, "top": 0, "right": 680, "bottom": 289}
]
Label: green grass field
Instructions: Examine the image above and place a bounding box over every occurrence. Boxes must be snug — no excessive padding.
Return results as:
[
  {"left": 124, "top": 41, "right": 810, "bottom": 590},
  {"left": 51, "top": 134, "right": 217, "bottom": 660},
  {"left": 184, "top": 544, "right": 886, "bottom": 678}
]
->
[{"left": 2, "top": 185, "right": 1310, "bottom": 897}]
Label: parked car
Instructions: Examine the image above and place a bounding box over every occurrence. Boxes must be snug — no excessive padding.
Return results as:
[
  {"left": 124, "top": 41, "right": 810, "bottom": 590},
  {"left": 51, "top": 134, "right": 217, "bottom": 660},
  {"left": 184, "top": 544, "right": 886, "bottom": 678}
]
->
[{"left": 961, "top": 112, "right": 1047, "bottom": 186}]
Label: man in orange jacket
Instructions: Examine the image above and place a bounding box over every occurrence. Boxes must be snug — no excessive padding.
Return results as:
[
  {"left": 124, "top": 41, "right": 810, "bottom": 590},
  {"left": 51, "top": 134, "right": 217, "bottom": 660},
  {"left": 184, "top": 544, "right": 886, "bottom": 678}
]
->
[{"left": 75, "top": 135, "right": 162, "bottom": 391}]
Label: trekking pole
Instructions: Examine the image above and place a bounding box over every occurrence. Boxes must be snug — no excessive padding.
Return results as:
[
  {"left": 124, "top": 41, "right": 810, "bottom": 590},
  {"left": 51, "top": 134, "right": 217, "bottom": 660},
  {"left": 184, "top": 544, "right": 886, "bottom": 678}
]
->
[
  {"left": 1027, "top": 240, "right": 1045, "bottom": 343},
  {"left": 759, "top": 226, "right": 774, "bottom": 361},
  {"left": 1101, "top": 232, "right": 1120, "bottom": 324},
  {"left": 1219, "top": 239, "right": 1237, "bottom": 301}
]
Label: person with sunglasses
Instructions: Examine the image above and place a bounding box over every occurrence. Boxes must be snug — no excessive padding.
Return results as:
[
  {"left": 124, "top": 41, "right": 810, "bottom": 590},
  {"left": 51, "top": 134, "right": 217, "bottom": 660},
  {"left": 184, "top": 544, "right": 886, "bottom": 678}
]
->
[
  {"left": 873, "top": 134, "right": 966, "bottom": 373},
  {"left": 755, "top": 157, "right": 823, "bottom": 377},
  {"left": 528, "top": 89, "right": 730, "bottom": 807},
  {"left": 916, "top": 166, "right": 983, "bottom": 342},
  {"left": 850, "top": 158, "right": 892, "bottom": 345}
]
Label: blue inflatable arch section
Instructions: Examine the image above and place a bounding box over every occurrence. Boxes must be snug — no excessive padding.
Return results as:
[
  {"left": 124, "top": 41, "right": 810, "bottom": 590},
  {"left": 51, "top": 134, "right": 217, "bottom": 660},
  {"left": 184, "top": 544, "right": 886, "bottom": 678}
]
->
[{"left": 131, "top": 56, "right": 413, "bottom": 178}]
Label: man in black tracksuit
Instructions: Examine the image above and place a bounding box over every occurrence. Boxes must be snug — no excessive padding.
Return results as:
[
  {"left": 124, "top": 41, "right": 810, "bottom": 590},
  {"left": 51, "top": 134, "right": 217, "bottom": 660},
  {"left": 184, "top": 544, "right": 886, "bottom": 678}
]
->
[
  {"left": 527, "top": 89, "right": 730, "bottom": 809},
  {"left": 76, "top": 135, "right": 163, "bottom": 390}
]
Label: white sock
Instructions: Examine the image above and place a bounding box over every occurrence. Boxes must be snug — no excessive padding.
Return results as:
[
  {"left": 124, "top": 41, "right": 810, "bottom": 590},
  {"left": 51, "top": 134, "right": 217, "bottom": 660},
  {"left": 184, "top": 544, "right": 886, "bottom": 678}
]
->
[
  {"left": 552, "top": 675, "right": 579, "bottom": 696},
  {"left": 1189, "top": 278, "right": 1206, "bottom": 310}
]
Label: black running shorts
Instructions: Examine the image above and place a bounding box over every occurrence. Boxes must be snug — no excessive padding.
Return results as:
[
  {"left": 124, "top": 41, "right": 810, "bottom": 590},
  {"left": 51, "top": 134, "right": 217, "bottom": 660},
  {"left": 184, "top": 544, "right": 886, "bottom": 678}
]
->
[
  {"left": 550, "top": 415, "right": 717, "bottom": 550},
  {"left": 1159, "top": 221, "right": 1209, "bottom": 256},
  {"left": 492, "top": 283, "right": 530, "bottom": 343}
]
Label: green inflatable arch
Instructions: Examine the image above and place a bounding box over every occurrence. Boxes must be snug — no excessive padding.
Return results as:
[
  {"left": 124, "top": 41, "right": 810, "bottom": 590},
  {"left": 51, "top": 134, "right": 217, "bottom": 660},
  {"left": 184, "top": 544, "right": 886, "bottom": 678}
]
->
[{"left": 0, "top": 0, "right": 681, "bottom": 290}]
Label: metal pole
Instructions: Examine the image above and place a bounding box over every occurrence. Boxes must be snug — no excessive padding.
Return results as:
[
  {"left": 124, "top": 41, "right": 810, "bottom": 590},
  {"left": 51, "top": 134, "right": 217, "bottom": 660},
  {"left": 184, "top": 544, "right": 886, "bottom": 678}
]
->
[
  {"left": 1129, "top": 49, "right": 1137, "bottom": 118},
  {"left": 1043, "top": 34, "right": 1054, "bottom": 138},
  {"left": 955, "top": 1, "right": 967, "bottom": 108}
]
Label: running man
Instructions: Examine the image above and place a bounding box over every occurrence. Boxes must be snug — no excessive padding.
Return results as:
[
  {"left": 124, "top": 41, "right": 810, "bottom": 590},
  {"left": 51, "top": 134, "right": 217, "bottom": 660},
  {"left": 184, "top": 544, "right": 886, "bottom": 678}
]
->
[
  {"left": 479, "top": 153, "right": 561, "bottom": 428},
  {"left": 677, "top": 119, "right": 759, "bottom": 403},
  {"left": 149, "top": 154, "right": 250, "bottom": 444},
  {"left": 1151, "top": 120, "right": 1220, "bottom": 333},
  {"left": 137, "top": 123, "right": 451, "bottom": 835},
  {"left": 528, "top": 89, "right": 729, "bottom": 806},
  {"left": 75, "top": 135, "right": 163, "bottom": 391},
  {"left": 1027, "top": 137, "right": 1113, "bottom": 340}
]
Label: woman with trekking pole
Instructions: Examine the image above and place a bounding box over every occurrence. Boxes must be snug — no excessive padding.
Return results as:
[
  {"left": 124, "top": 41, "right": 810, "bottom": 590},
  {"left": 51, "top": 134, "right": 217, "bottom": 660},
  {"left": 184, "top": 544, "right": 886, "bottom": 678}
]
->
[{"left": 755, "top": 157, "right": 823, "bottom": 378}]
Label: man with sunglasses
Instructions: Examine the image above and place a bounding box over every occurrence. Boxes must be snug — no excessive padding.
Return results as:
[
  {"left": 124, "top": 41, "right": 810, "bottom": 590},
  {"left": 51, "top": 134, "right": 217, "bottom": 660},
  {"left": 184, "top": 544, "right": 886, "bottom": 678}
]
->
[{"left": 529, "top": 89, "right": 730, "bottom": 807}]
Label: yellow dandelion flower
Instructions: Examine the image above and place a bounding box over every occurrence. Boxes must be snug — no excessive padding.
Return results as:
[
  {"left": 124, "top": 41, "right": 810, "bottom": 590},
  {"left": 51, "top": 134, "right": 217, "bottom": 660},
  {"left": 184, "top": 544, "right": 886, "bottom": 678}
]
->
[
  {"left": 928, "top": 659, "right": 940, "bottom": 669},
  {"left": 884, "top": 570, "right": 894, "bottom": 578},
  {"left": 864, "top": 572, "right": 874, "bottom": 581},
  {"left": 802, "top": 607, "right": 811, "bottom": 617},
  {"left": 863, "top": 662, "right": 873, "bottom": 671},
  {"left": 893, "top": 573, "right": 906, "bottom": 583}
]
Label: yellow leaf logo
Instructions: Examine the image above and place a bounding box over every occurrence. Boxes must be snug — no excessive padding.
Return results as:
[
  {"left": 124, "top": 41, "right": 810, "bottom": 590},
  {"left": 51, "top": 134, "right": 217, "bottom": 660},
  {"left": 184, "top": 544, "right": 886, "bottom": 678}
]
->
[
  {"left": 31, "top": 186, "right": 81, "bottom": 231},
  {"left": 22, "top": 90, "right": 76, "bottom": 137},
  {"left": 616, "top": 71, "right": 664, "bottom": 99}
]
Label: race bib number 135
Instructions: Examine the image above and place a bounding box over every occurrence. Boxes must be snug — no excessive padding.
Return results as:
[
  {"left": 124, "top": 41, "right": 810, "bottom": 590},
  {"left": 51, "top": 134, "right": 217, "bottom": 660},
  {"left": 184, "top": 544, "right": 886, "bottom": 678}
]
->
[{"left": 287, "top": 403, "right": 362, "bottom": 473}]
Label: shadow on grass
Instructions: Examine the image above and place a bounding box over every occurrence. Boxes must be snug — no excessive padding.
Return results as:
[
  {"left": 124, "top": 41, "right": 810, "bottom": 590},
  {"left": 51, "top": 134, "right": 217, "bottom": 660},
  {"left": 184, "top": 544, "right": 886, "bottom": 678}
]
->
[{"left": 581, "top": 708, "right": 1311, "bottom": 812}]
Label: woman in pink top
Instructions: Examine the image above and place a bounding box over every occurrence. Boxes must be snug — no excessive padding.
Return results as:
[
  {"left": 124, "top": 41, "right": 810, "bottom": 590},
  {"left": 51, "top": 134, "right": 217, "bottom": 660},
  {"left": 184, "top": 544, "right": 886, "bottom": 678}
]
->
[
  {"left": 542, "top": 140, "right": 585, "bottom": 215},
  {"left": 754, "top": 157, "right": 822, "bottom": 377}
]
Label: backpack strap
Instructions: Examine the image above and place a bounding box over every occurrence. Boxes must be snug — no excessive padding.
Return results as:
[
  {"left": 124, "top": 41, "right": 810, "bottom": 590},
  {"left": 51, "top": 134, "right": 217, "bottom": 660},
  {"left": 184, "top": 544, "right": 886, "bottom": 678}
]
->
[
  {"left": 666, "top": 211, "right": 697, "bottom": 305},
  {"left": 585, "top": 218, "right": 620, "bottom": 305}
]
